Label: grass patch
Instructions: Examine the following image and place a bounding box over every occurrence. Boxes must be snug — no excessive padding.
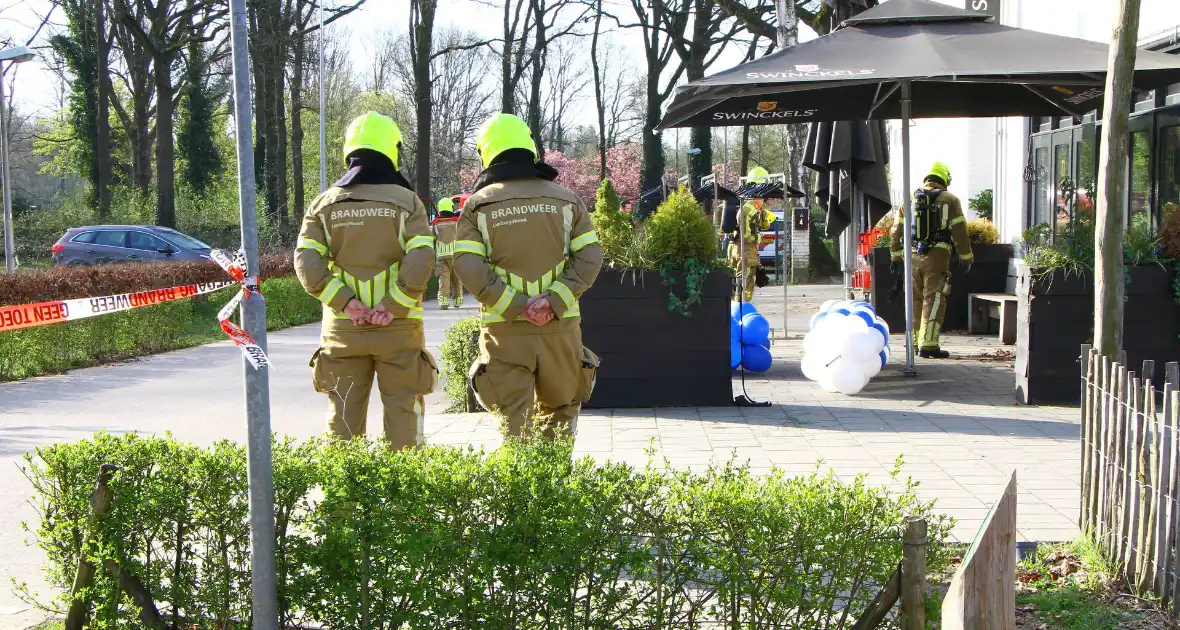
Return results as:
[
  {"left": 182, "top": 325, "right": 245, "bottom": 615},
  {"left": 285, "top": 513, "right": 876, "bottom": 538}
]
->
[{"left": 0, "top": 276, "right": 320, "bottom": 381}]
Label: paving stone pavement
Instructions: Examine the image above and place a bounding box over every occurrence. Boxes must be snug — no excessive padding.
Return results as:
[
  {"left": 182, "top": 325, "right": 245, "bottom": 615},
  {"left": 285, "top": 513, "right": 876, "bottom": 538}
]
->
[{"left": 428, "top": 333, "right": 1081, "bottom": 546}]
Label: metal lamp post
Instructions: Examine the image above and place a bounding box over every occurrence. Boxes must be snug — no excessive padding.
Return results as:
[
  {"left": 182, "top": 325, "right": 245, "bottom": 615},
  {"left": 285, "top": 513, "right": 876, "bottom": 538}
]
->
[{"left": 1, "top": 45, "right": 36, "bottom": 274}]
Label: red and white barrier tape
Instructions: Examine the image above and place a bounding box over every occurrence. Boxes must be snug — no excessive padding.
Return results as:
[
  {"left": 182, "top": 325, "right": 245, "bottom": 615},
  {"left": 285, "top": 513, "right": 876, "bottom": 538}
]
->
[{"left": 0, "top": 248, "right": 272, "bottom": 370}]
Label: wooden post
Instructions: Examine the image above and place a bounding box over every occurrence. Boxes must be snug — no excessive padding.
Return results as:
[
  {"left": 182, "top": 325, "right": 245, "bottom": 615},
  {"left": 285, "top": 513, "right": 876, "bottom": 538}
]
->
[
  {"left": 1093, "top": 0, "right": 1142, "bottom": 357},
  {"left": 900, "top": 516, "right": 927, "bottom": 630},
  {"left": 1097, "top": 355, "right": 1113, "bottom": 546},
  {"left": 1081, "top": 345, "right": 1094, "bottom": 531},
  {"left": 1164, "top": 383, "right": 1180, "bottom": 607},
  {"left": 942, "top": 472, "right": 1017, "bottom": 630},
  {"left": 851, "top": 565, "right": 901, "bottom": 630},
  {"left": 65, "top": 464, "right": 119, "bottom": 630}
]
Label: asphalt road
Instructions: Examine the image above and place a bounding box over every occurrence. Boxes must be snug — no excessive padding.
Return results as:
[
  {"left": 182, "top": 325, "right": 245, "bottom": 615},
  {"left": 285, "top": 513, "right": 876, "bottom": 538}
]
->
[{"left": 0, "top": 302, "right": 476, "bottom": 625}]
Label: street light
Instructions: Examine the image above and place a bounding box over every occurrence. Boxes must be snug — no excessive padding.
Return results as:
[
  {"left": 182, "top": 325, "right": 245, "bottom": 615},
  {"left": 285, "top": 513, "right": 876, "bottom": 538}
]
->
[{"left": 2, "top": 45, "right": 36, "bottom": 274}]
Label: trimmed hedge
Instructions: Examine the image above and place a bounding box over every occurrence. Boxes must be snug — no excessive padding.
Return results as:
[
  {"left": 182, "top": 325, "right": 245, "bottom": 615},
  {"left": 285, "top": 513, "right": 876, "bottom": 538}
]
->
[
  {"left": 0, "top": 253, "right": 295, "bottom": 304},
  {"left": 20, "top": 433, "right": 951, "bottom": 629},
  {"left": 0, "top": 276, "right": 320, "bottom": 380}
]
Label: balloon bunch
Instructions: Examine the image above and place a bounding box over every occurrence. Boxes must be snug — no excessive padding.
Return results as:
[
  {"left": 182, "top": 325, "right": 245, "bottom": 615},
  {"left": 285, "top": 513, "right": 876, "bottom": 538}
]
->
[
  {"left": 730, "top": 302, "right": 772, "bottom": 373},
  {"left": 800, "top": 300, "right": 891, "bottom": 395}
]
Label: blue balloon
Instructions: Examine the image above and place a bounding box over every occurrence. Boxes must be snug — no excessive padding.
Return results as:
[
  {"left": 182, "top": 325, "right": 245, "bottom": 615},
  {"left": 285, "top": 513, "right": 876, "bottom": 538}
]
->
[
  {"left": 731, "top": 301, "right": 758, "bottom": 322},
  {"left": 879, "top": 349, "right": 888, "bottom": 368},
  {"left": 854, "top": 300, "right": 876, "bottom": 315},
  {"left": 872, "top": 322, "right": 889, "bottom": 346},
  {"left": 741, "top": 343, "right": 773, "bottom": 373},
  {"left": 730, "top": 316, "right": 740, "bottom": 341},
  {"left": 833, "top": 307, "right": 852, "bottom": 316},
  {"left": 740, "top": 313, "right": 771, "bottom": 347},
  {"left": 731, "top": 338, "right": 742, "bottom": 369},
  {"left": 851, "top": 310, "right": 876, "bottom": 327}
]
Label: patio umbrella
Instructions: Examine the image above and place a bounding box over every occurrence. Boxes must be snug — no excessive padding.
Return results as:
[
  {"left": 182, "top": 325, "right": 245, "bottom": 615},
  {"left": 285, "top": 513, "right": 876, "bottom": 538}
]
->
[
  {"left": 804, "top": 119, "right": 892, "bottom": 238},
  {"left": 657, "top": 0, "right": 1180, "bottom": 375}
]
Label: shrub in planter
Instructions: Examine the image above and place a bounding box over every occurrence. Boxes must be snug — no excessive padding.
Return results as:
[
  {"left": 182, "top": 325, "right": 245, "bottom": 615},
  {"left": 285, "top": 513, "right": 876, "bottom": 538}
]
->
[
  {"left": 584, "top": 186, "right": 731, "bottom": 407},
  {"left": 21, "top": 432, "right": 953, "bottom": 629}
]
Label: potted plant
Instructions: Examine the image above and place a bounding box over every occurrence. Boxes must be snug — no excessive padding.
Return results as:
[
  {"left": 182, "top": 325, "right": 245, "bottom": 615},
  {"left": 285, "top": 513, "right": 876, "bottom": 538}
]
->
[
  {"left": 868, "top": 212, "right": 1013, "bottom": 332},
  {"left": 1016, "top": 186, "right": 1180, "bottom": 405},
  {"left": 580, "top": 180, "right": 733, "bottom": 408}
]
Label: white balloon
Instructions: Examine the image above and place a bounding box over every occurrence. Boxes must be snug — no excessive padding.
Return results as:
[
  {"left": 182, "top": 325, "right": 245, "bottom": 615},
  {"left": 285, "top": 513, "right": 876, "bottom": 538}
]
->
[
  {"left": 800, "top": 355, "right": 822, "bottom": 381},
  {"left": 809, "top": 333, "right": 841, "bottom": 364},
  {"left": 845, "top": 330, "right": 880, "bottom": 363},
  {"left": 829, "top": 358, "right": 868, "bottom": 395},
  {"left": 803, "top": 330, "right": 824, "bottom": 355},
  {"left": 874, "top": 316, "right": 891, "bottom": 335},
  {"left": 809, "top": 312, "right": 822, "bottom": 330},
  {"left": 860, "top": 357, "right": 882, "bottom": 379},
  {"left": 820, "top": 299, "right": 839, "bottom": 312},
  {"left": 816, "top": 313, "right": 848, "bottom": 334},
  {"left": 818, "top": 371, "right": 840, "bottom": 392}
]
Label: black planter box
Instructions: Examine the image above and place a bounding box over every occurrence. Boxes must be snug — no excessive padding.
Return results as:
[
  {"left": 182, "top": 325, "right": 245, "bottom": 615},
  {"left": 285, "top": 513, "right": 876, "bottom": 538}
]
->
[
  {"left": 869, "top": 244, "right": 1013, "bottom": 332},
  {"left": 1015, "top": 263, "right": 1180, "bottom": 405},
  {"left": 580, "top": 268, "right": 734, "bottom": 408}
]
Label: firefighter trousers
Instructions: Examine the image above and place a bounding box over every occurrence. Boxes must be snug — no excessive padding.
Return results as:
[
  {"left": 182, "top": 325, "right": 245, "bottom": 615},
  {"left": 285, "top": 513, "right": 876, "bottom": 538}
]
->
[
  {"left": 310, "top": 320, "right": 438, "bottom": 448},
  {"left": 470, "top": 318, "right": 599, "bottom": 439},
  {"left": 911, "top": 250, "right": 952, "bottom": 351},
  {"left": 729, "top": 242, "right": 758, "bottom": 302},
  {"left": 435, "top": 257, "right": 463, "bottom": 306}
]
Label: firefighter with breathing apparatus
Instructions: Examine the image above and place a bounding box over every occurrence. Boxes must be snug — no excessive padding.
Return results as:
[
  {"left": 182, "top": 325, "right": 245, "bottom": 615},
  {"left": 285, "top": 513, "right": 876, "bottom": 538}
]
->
[
  {"left": 729, "top": 166, "right": 776, "bottom": 302},
  {"left": 294, "top": 111, "right": 438, "bottom": 447},
  {"left": 888, "top": 161, "right": 973, "bottom": 359}
]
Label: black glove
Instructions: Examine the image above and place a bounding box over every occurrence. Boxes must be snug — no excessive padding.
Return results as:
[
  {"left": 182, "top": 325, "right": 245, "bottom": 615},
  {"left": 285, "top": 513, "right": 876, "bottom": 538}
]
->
[
  {"left": 962, "top": 263, "right": 972, "bottom": 275},
  {"left": 889, "top": 260, "right": 903, "bottom": 276}
]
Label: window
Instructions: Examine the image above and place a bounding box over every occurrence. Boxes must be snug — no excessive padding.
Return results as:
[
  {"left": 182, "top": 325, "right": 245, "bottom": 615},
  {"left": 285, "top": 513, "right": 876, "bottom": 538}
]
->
[
  {"left": 128, "top": 231, "right": 167, "bottom": 251},
  {"left": 155, "top": 228, "right": 209, "bottom": 250},
  {"left": 1130, "top": 132, "right": 1151, "bottom": 223},
  {"left": 1054, "top": 143, "right": 1071, "bottom": 231},
  {"left": 71, "top": 231, "right": 97, "bottom": 244},
  {"left": 1076, "top": 138, "right": 1096, "bottom": 220},
  {"left": 1162, "top": 125, "right": 1180, "bottom": 218},
  {"left": 1169, "top": 83, "right": 1180, "bottom": 106},
  {"left": 1135, "top": 90, "right": 1157, "bottom": 113},
  {"left": 1034, "top": 147, "right": 1051, "bottom": 227},
  {"left": 94, "top": 231, "right": 126, "bottom": 248}
]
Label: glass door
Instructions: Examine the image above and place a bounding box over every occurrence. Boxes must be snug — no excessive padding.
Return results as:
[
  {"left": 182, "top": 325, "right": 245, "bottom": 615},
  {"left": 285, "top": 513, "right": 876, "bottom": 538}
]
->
[
  {"left": 1159, "top": 110, "right": 1180, "bottom": 222},
  {"left": 1074, "top": 126, "right": 1097, "bottom": 223},
  {"left": 1129, "top": 115, "right": 1154, "bottom": 226},
  {"left": 1051, "top": 131, "right": 1074, "bottom": 234},
  {"left": 1029, "top": 133, "right": 1053, "bottom": 232}
]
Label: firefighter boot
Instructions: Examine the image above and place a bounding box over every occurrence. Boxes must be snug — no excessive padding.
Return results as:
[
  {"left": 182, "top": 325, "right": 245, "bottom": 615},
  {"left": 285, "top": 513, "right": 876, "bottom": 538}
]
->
[
  {"left": 470, "top": 319, "right": 597, "bottom": 439},
  {"left": 311, "top": 322, "right": 437, "bottom": 448}
]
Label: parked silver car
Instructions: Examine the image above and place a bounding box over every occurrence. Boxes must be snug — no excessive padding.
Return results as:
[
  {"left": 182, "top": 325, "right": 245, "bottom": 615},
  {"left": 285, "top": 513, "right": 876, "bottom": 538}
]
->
[{"left": 51, "top": 225, "right": 214, "bottom": 266}]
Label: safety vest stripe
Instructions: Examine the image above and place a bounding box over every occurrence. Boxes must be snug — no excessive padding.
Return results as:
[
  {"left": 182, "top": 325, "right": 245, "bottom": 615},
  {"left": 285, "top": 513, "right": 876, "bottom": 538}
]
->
[
  {"left": 477, "top": 213, "right": 491, "bottom": 257},
  {"left": 325, "top": 304, "right": 424, "bottom": 320},
  {"left": 436, "top": 241, "right": 455, "bottom": 257},
  {"left": 570, "top": 230, "right": 599, "bottom": 252},
  {"left": 297, "top": 237, "right": 328, "bottom": 256},
  {"left": 406, "top": 234, "right": 436, "bottom": 252},
  {"left": 933, "top": 242, "right": 951, "bottom": 251},
  {"left": 373, "top": 270, "right": 388, "bottom": 306},
  {"left": 455, "top": 240, "right": 486, "bottom": 257},
  {"left": 959, "top": 252, "right": 974, "bottom": 262},
  {"left": 489, "top": 286, "right": 517, "bottom": 317},
  {"left": 549, "top": 281, "right": 576, "bottom": 312},
  {"left": 319, "top": 277, "right": 346, "bottom": 306},
  {"left": 561, "top": 205, "right": 574, "bottom": 255},
  {"left": 398, "top": 211, "right": 408, "bottom": 251},
  {"left": 947, "top": 215, "right": 965, "bottom": 228},
  {"left": 526, "top": 280, "right": 540, "bottom": 297},
  {"left": 510, "top": 275, "right": 525, "bottom": 292},
  {"left": 389, "top": 281, "right": 418, "bottom": 309}
]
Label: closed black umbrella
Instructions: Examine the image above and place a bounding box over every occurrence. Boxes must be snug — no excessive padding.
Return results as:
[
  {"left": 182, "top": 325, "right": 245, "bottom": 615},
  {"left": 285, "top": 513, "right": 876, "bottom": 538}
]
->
[
  {"left": 656, "top": 0, "right": 1180, "bottom": 374},
  {"left": 804, "top": 119, "right": 892, "bottom": 238}
]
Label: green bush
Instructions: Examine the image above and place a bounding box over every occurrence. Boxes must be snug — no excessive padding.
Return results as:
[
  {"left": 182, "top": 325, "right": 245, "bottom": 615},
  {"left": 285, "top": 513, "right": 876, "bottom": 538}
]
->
[
  {"left": 20, "top": 433, "right": 952, "bottom": 629},
  {"left": 438, "top": 316, "right": 480, "bottom": 412},
  {"left": 0, "top": 276, "right": 320, "bottom": 380},
  {"left": 968, "top": 189, "right": 993, "bottom": 221},
  {"left": 644, "top": 187, "right": 718, "bottom": 267},
  {"left": 589, "top": 179, "right": 635, "bottom": 268}
]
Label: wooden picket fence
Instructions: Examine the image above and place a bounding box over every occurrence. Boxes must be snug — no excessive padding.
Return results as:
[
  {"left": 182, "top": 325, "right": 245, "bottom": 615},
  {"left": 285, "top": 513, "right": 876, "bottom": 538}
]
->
[{"left": 1080, "top": 345, "right": 1180, "bottom": 609}]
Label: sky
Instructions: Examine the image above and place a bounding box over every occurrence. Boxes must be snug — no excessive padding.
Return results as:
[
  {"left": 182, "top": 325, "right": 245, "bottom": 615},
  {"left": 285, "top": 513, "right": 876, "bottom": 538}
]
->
[{"left": 0, "top": 0, "right": 1178, "bottom": 120}]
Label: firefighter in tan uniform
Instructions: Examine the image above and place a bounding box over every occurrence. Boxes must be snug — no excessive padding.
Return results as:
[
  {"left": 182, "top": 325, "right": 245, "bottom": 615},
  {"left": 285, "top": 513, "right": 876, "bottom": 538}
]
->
[
  {"left": 889, "top": 161, "right": 973, "bottom": 359},
  {"left": 454, "top": 113, "right": 603, "bottom": 438},
  {"left": 728, "top": 167, "right": 775, "bottom": 301},
  {"left": 295, "top": 112, "right": 438, "bottom": 446},
  {"left": 432, "top": 197, "right": 463, "bottom": 309}
]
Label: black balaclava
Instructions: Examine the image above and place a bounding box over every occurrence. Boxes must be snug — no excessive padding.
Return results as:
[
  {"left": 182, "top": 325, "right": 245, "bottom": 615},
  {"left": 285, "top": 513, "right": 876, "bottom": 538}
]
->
[
  {"left": 472, "top": 148, "right": 558, "bottom": 193},
  {"left": 334, "top": 148, "right": 414, "bottom": 191}
]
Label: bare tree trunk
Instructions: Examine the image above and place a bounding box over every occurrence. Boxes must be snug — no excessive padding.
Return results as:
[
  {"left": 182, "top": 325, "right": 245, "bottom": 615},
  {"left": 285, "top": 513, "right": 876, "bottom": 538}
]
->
[
  {"left": 153, "top": 52, "right": 176, "bottom": 227},
  {"left": 526, "top": 0, "right": 546, "bottom": 160},
  {"left": 1094, "top": 0, "right": 1142, "bottom": 357},
  {"left": 291, "top": 25, "right": 306, "bottom": 218},
  {"left": 501, "top": 0, "right": 515, "bottom": 113},
  {"left": 412, "top": 0, "right": 437, "bottom": 196},
  {"left": 591, "top": 0, "right": 606, "bottom": 179},
  {"left": 739, "top": 125, "right": 751, "bottom": 176},
  {"left": 95, "top": 0, "right": 112, "bottom": 219}
]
